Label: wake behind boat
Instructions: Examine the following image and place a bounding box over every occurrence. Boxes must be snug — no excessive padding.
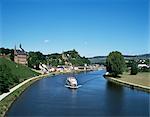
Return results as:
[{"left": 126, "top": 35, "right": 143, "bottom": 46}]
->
[{"left": 65, "top": 77, "right": 81, "bottom": 89}]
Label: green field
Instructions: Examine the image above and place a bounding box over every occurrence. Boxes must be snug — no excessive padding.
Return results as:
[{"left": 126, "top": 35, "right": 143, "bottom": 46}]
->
[
  {"left": 0, "top": 58, "right": 40, "bottom": 81},
  {"left": 120, "top": 72, "right": 150, "bottom": 87}
]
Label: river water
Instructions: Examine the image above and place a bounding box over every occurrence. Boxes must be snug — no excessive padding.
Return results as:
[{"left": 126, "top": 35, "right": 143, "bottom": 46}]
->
[{"left": 6, "top": 70, "right": 149, "bottom": 116}]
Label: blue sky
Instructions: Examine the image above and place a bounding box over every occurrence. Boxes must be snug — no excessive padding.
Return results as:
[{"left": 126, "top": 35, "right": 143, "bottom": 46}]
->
[{"left": 1, "top": 0, "right": 149, "bottom": 57}]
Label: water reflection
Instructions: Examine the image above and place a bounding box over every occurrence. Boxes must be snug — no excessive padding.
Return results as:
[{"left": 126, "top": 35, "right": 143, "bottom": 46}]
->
[
  {"left": 104, "top": 81, "right": 124, "bottom": 115},
  {"left": 70, "top": 89, "right": 78, "bottom": 109}
]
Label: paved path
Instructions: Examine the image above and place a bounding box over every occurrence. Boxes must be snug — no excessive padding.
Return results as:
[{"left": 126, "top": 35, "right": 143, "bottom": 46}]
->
[{"left": 0, "top": 74, "right": 50, "bottom": 101}]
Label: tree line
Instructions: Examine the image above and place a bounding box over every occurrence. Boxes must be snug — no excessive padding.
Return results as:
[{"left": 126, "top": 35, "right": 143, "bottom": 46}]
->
[
  {"left": 0, "top": 48, "right": 90, "bottom": 70},
  {"left": 1, "top": 47, "right": 149, "bottom": 81},
  {"left": 28, "top": 50, "right": 90, "bottom": 69}
]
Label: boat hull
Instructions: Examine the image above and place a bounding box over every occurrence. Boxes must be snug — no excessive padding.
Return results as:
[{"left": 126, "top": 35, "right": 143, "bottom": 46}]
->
[{"left": 65, "top": 85, "right": 82, "bottom": 89}]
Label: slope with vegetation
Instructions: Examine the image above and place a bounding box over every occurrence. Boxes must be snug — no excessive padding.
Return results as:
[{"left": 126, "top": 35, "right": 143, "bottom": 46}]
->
[
  {"left": 0, "top": 58, "right": 40, "bottom": 94},
  {"left": 28, "top": 49, "right": 90, "bottom": 69},
  {"left": 60, "top": 49, "right": 90, "bottom": 66}
]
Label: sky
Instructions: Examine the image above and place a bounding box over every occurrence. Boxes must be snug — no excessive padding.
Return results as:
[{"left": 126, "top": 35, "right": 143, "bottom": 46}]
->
[{"left": 0, "top": 0, "right": 149, "bottom": 57}]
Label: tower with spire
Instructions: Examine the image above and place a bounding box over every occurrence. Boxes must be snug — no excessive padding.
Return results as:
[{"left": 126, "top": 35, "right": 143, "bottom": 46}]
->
[{"left": 14, "top": 44, "right": 28, "bottom": 65}]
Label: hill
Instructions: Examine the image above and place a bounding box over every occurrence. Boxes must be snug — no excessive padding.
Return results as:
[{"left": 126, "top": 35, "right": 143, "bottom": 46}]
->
[
  {"left": 88, "top": 56, "right": 106, "bottom": 64},
  {"left": 45, "top": 49, "right": 90, "bottom": 67},
  {"left": 0, "top": 58, "right": 40, "bottom": 94},
  {"left": 88, "top": 54, "right": 150, "bottom": 64},
  {"left": 0, "top": 58, "right": 40, "bottom": 80}
]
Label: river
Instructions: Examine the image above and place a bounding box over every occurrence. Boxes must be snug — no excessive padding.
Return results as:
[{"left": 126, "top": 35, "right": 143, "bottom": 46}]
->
[{"left": 6, "top": 70, "right": 149, "bottom": 116}]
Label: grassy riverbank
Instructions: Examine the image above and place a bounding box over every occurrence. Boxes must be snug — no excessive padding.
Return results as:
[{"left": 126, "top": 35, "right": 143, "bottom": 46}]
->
[
  {"left": 105, "top": 72, "right": 150, "bottom": 92},
  {"left": 0, "top": 58, "right": 40, "bottom": 94},
  {"left": 0, "top": 74, "right": 52, "bottom": 117},
  {"left": 120, "top": 72, "right": 150, "bottom": 87},
  {"left": 0, "top": 58, "right": 40, "bottom": 81},
  {"left": 0, "top": 79, "right": 35, "bottom": 117}
]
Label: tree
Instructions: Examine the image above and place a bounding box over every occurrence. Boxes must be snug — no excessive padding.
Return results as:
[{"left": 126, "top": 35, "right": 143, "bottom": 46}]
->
[
  {"left": 47, "top": 50, "right": 90, "bottom": 66},
  {"left": 140, "top": 66, "right": 150, "bottom": 72},
  {"left": 28, "top": 51, "right": 46, "bottom": 69},
  {"left": 130, "top": 60, "right": 138, "bottom": 75},
  {"left": 82, "top": 56, "right": 90, "bottom": 65},
  {"left": 106, "top": 51, "right": 125, "bottom": 77},
  {"left": 0, "top": 63, "right": 20, "bottom": 94},
  {"left": 10, "top": 49, "right": 14, "bottom": 61},
  {"left": 0, "top": 48, "right": 11, "bottom": 55},
  {"left": 0, "top": 48, "right": 14, "bottom": 61},
  {"left": 0, "top": 64, "right": 11, "bottom": 93}
]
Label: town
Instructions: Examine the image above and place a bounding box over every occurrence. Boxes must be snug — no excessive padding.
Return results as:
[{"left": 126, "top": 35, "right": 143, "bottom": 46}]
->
[
  {"left": 0, "top": 44, "right": 105, "bottom": 75},
  {"left": 0, "top": 44, "right": 149, "bottom": 75}
]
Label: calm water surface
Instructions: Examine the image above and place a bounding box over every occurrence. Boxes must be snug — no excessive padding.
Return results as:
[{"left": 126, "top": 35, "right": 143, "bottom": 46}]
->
[{"left": 7, "top": 70, "right": 149, "bottom": 116}]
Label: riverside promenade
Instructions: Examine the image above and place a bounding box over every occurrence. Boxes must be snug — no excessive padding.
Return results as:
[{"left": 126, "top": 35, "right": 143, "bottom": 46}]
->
[{"left": 0, "top": 73, "right": 51, "bottom": 101}]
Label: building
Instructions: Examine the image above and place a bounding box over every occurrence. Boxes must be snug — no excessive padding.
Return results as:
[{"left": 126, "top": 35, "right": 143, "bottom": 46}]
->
[
  {"left": 14, "top": 44, "right": 28, "bottom": 65},
  {"left": 138, "top": 64, "right": 149, "bottom": 69}
]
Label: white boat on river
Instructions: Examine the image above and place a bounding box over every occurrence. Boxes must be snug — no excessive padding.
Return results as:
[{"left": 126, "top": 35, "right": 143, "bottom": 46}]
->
[{"left": 65, "top": 77, "right": 80, "bottom": 89}]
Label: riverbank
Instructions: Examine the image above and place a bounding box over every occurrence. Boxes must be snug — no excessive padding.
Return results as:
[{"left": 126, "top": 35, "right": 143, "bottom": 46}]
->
[
  {"left": 0, "top": 73, "right": 55, "bottom": 117},
  {"left": 5, "top": 70, "right": 149, "bottom": 116},
  {"left": 0, "top": 69, "right": 93, "bottom": 117},
  {"left": 104, "top": 72, "right": 150, "bottom": 93}
]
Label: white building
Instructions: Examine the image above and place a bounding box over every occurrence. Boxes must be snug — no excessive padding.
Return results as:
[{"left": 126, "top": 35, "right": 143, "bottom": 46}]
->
[{"left": 138, "top": 64, "right": 149, "bottom": 69}]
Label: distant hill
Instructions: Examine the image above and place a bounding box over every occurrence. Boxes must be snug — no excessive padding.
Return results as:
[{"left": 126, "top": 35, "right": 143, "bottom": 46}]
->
[
  {"left": 88, "top": 54, "right": 150, "bottom": 64},
  {"left": 45, "top": 49, "right": 90, "bottom": 66},
  {"left": 88, "top": 56, "right": 106, "bottom": 64},
  {"left": 136, "top": 54, "right": 150, "bottom": 58}
]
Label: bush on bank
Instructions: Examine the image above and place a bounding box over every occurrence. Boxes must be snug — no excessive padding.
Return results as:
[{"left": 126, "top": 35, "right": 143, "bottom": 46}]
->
[
  {"left": 0, "top": 58, "right": 40, "bottom": 94},
  {"left": 130, "top": 60, "right": 138, "bottom": 75}
]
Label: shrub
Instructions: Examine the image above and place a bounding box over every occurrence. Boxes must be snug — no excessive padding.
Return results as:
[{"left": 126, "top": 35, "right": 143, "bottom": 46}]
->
[
  {"left": 0, "top": 64, "right": 11, "bottom": 93},
  {"left": 130, "top": 60, "right": 138, "bottom": 75},
  {"left": 139, "top": 67, "right": 150, "bottom": 72}
]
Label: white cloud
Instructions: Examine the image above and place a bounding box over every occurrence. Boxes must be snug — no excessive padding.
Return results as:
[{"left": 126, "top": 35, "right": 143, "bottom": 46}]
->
[{"left": 44, "top": 39, "right": 49, "bottom": 43}]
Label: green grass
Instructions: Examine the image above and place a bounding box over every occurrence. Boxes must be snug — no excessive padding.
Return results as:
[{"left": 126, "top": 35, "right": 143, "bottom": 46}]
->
[
  {"left": 0, "top": 58, "right": 40, "bottom": 81},
  {"left": 120, "top": 72, "right": 150, "bottom": 87},
  {"left": 0, "top": 58, "right": 45, "bottom": 116}
]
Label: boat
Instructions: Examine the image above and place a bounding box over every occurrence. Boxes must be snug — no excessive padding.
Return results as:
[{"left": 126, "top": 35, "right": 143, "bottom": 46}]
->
[{"left": 65, "top": 77, "right": 78, "bottom": 89}]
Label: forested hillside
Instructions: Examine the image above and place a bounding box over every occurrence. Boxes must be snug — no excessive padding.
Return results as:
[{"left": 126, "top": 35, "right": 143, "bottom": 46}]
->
[{"left": 0, "top": 58, "right": 40, "bottom": 94}]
